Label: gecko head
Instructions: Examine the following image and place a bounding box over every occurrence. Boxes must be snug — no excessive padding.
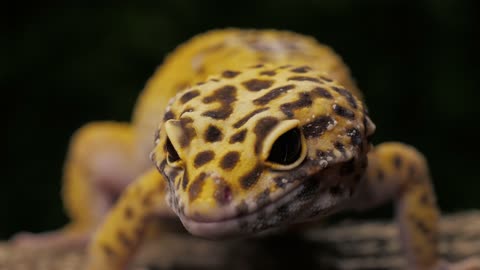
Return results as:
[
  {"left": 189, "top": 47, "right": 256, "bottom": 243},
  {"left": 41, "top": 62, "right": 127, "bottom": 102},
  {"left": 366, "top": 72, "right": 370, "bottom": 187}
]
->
[{"left": 151, "top": 64, "right": 375, "bottom": 238}]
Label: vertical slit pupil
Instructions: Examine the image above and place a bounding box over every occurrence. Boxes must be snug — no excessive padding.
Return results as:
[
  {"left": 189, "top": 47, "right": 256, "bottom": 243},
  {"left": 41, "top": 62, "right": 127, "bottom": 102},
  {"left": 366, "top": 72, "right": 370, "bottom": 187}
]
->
[
  {"left": 166, "top": 138, "right": 180, "bottom": 162},
  {"left": 267, "top": 128, "right": 302, "bottom": 165}
]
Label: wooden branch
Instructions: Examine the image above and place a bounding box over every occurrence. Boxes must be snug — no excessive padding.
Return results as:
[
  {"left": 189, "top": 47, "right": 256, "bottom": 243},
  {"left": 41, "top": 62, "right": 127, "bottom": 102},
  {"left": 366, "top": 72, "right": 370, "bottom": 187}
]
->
[{"left": 1, "top": 211, "right": 479, "bottom": 270}]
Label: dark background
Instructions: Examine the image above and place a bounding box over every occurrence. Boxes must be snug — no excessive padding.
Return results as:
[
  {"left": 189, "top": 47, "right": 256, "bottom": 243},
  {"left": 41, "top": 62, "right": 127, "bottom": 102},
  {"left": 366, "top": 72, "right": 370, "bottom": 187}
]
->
[{"left": 3, "top": 1, "right": 479, "bottom": 240}]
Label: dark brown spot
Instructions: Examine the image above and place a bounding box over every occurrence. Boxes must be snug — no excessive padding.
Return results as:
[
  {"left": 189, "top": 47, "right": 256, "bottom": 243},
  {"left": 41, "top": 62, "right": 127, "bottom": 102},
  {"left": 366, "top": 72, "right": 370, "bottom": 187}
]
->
[
  {"left": 260, "top": 70, "right": 276, "bottom": 76},
  {"left": 233, "top": 107, "right": 269, "bottom": 128},
  {"left": 179, "top": 90, "right": 200, "bottom": 104},
  {"left": 290, "top": 66, "right": 311, "bottom": 73},
  {"left": 194, "top": 151, "right": 215, "bottom": 168},
  {"left": 288, "top": 76, "right": 320, "bottom": 83},
  {"left": 334, "top": 141, "right": 346, "bottom": 156},
  {"left": 124, "top": 206, "right": 134, "bottom": 220},
  {"left": 102, "top": 243, "right": 116, "bottom": 257},
  {"left": 254, "top": 117, "right": 279, "bottom": 154},
  {"left": 141, "top": 190, "right": 154, "bottom": 207},
  {"left": 280, "top": 92, "right": 313, "bottom": 118},
  {"left": 204, "top": 125, "right": 223, "bottom": 142},
  {"left": 175, "top": 117, "right": 196, "bottom": 148},
  {"left": 242, "top": 79, "right": 274, "bottom": 91},
  {"left": 295, "top": 174, "right": 321, "bottom": 199},
  {"left": 202, "top": 85, "right": 237, "bottom": 119},
  {"left": 189, "top": 173, "right": 206, "bottom": 202},
  {"left": 222, "top": 70, "right": 240, "bottom": 78},
  {"left": 332, "top": 86, "right": 357, "bottom": 109},
  {"left": 250, "top": 64, "right": 264, "bottom": 68},
  {"left": 347, "top": 128, "right": 362, "bottom": 146},
  {"left": 419, "top": 191, "right": 431, "bottom": 206},
  {"left": 240, "top": 164, "right": 263, "bottom": 189},
  {"left": 316, "top": 150, "right": 329, "bottom": 159},
  {"left": 210, "top": 78, "right": 220, "bottom": 82},
  {"left": 229, "top": 129, "right": 247, "bottom": 143},
  {"left": 311, "top": 87, "right": 333, "bottom": 99},
  {"left": 203, "top": 110, "right": 232, "bottom": 120},
  {"left": 213, "top": 179, "right": 232, "bottom": 205},
  {"left": 253, "top": 84, "right": 295, "bottom": 105},
  {"left": 333, "top": 104, "right": 355, "bottom": 119},
  {"left": 320, "top": 76, "right": 333, "bottom": 82},
  {"left": 393, "top": 155, "right": 403, "bottom": 169},
  {"left": 220, "top": 151, "right": 240, "bottom": 170},
  {"left": 340, "top": 159, "right": 356, "bottom": 176},
  {"left": 302, "top": 116, "right": 334, "bottom": 138},
  {"left": 117, "top": 230, "right": 133, "bottom": 248},
  {"left": 413, "top": 217, "right": 431, "bottom": 235},
  {"left": 256, "top": 189, "right": 270, "bottom": 207},
  {"left": 163, "top": 110, "right": 175, "bottom": 121},
  {"left": 182, "top": 171, "right": 189, "bottom": 190}
]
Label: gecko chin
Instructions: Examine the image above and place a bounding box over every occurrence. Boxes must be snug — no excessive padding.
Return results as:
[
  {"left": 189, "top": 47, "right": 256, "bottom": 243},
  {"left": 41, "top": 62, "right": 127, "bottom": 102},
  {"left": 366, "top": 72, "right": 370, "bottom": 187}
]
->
[{"left": 177, "top": 174, "right": 349, "bottom": 239}]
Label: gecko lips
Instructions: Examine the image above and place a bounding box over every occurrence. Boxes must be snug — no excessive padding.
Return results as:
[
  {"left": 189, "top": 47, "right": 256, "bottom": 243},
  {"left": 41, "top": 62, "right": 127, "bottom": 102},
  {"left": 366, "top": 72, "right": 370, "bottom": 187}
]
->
[{"left": 177, "top": 171, "right": 348, "bottom": 239}]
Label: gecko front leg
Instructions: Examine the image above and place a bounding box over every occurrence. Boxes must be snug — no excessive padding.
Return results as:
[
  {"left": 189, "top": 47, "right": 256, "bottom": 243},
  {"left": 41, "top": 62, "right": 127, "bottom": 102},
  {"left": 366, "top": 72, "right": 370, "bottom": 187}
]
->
[
  {"left": 350, "top": 142, "right": 480, "bottom": 270},
  {"left": 85, "top": 167, "right": 173, "bottom": 270}
]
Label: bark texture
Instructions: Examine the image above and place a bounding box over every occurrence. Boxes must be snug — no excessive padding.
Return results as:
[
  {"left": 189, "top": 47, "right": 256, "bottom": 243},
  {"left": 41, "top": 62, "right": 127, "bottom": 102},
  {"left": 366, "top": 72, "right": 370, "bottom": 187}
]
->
[{"left": 1, "top": 211, "right": 479, "bottom": 270}]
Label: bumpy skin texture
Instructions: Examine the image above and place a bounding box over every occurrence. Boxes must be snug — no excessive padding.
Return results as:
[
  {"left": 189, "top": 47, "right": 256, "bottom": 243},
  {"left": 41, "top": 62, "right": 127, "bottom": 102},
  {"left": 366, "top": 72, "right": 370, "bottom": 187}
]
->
[{"left": 17, "top": 29, "right": 476, "bottom": 269}]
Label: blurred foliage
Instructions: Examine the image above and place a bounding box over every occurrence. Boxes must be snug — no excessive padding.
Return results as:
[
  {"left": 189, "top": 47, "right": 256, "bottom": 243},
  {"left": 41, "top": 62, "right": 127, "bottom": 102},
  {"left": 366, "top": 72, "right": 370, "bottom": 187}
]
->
[{"left": 3, "top": 1, "right": 479, "bottom": 239}]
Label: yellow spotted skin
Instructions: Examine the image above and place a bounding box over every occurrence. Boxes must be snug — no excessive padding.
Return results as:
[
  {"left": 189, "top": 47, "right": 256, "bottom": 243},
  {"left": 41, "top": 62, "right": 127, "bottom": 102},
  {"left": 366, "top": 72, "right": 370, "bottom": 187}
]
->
[
  {"left": 17, "top": 29, "right": 476, "bottom": 270},
  {"left": 152, "top": 65, "right": 373, "bottom": 234},
  {"left": 132, "top": 29, "right": 360, "bottom": 164}
]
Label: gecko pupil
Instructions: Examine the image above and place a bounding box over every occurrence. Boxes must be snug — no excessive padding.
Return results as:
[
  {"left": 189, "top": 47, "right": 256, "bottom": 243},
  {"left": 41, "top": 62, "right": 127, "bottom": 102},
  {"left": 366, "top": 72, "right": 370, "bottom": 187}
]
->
[
  {"left": 166, "top": 138, "right": 180, "bottom": 163},
  {"left": 267, "top": 128, "right": 302, "bottom": 165}
]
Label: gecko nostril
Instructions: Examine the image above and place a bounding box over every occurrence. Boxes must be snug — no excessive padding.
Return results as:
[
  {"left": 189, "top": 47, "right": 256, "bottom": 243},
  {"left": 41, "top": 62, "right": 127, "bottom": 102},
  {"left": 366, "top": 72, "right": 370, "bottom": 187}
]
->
[
  {"left": 223, "top": 186, "right": 232, "bottom": 202},
  {"left": 214, "top": 180, "right": 233, "bottom": 206}
]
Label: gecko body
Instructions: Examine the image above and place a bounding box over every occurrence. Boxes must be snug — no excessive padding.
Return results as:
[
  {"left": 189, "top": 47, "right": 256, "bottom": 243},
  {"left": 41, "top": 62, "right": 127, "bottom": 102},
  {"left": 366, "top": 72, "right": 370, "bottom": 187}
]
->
[{"left": 14, "top": 29, "right": 479, "bottom": 270}]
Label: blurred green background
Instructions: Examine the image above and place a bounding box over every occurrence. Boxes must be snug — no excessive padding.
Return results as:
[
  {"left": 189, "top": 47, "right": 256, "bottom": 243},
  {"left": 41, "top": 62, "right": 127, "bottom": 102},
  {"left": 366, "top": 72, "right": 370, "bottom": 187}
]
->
[{"left": 3, "top": 1, "right": 479, "bottom": 239}]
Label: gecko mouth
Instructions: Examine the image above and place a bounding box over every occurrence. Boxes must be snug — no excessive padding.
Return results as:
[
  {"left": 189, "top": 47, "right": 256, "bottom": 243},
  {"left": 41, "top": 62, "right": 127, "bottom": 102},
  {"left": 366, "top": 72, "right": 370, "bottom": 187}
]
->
[{"left": 178, "top": 175, "right": 320, "bottom": 239}]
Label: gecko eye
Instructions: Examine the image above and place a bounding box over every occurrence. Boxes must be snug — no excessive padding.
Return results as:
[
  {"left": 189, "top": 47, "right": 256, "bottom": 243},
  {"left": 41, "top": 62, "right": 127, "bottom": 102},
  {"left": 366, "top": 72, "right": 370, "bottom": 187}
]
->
[
  {"left": 166, "top": 138, "right": 181, "bottom": 165},
  {"left": 266, "top": 127, "right": 306, "bottom": 170}
]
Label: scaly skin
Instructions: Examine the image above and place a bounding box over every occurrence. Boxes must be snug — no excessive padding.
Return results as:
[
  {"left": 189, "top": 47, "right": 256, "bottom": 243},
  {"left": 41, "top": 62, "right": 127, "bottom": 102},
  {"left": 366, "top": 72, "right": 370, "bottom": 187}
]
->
[{"left": 12, "top": 29, "right": 478, "bottom": 270}]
